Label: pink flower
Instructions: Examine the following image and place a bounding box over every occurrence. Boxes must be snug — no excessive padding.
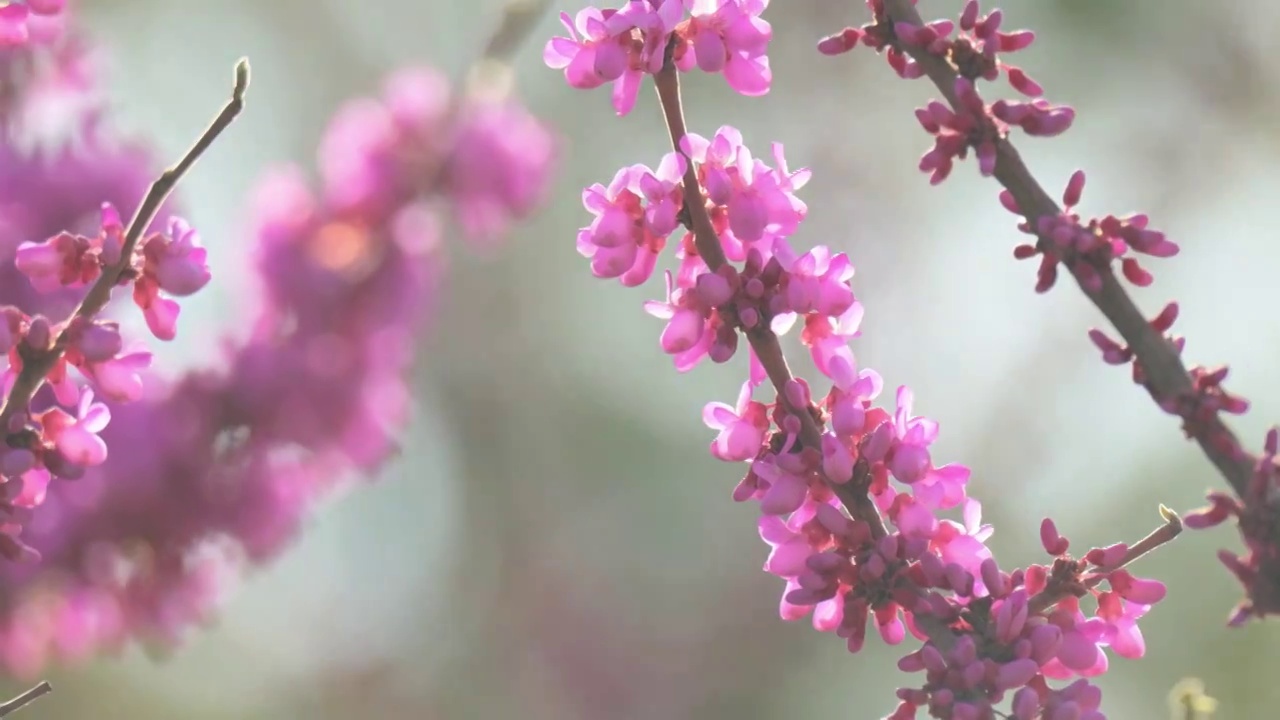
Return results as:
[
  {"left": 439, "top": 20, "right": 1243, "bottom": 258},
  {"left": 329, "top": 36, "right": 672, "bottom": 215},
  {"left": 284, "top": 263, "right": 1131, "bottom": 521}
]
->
[
  {"left": 132, "top": 215, "right": 210, "bottom": 340},
  {"left": 141, "top": 217, "right": 211, "bottom": 296},
  {"left": 39, "top": 388, "right": 111, "bottom": 468},
  {"left": 681, "top": 128, "right": 808, "bottom": 247},
  {"left": 928, "top": 498, "right": 994, "bottom": 578},
  {"left": 79, "top": 348, "right": 153, "bottom": 403},
  {"left": 14, "top": 231, "right": 98, "bottom": 291},
  {"left": 637, "top": 151, "right": 686, "bottom": 237},
  {"left": 823, "top": 366, "right": 883, "bottom": 436},
  {"left": 679, "top": 0, "right": 773, "bottom": 95},
  {"left": 752, "top": 454, "right": 809, "bottom": 516},
  {"left": 778, "top": 245, "right": 855, "bottom": 318},
  {"left": 543, "top": 6, "right": 659, "bottom": 115},
  {"left": 887, "top": 386, "right": 936, "bottom": 485},
  {"left": 645, "top": 270, "right": 729, "bottom": 369},
  {"left": 703, "top": 381, "right": 769, "bottom": 461},
  {"left": 578, "top": 164, "right": 669, "bottom": 285},
  {"left": 758, "top": 513, "right": 810, "bottom": 578}
]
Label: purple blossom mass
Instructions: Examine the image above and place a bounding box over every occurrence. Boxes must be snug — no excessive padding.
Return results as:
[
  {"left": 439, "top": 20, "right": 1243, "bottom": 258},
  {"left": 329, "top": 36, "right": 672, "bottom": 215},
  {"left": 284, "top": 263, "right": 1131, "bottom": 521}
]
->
[
  {"left": 0, "top": 0, "right": 1270, "bottom": 717},
  {"left": 0, "top": 6, "right": 555, "bottom": 679}
]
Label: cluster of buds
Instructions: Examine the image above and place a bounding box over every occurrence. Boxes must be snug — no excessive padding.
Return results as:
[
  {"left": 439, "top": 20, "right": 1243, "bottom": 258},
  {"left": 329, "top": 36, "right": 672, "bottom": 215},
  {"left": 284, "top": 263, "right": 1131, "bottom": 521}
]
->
[{"left": 818, "top": 0, "right": 1277, "bottom": 634}]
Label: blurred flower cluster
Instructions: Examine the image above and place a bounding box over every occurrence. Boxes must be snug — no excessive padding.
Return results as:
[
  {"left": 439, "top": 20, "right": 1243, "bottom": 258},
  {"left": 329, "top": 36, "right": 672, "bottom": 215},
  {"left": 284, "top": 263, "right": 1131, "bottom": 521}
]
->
[{"left": 0, "top": 3, "right": 554, "bottom": 677}]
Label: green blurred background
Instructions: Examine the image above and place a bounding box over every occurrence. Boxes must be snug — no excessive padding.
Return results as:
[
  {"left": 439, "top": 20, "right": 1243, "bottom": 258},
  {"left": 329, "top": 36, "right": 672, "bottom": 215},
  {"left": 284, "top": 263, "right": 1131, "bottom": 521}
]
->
[{"left": 18, "top": 0, "right": 1280, "bottom": 717}]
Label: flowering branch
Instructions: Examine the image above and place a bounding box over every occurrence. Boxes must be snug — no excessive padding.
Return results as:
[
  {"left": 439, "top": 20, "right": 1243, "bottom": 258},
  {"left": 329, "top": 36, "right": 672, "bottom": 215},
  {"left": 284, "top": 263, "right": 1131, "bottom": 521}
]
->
[
  {"left": 547, "top": 3, "right": 1180, "bottom": 717},
  {"left": 870, "top": 0, "right": 1254, "bottom": 497},
  {"left": 818, "top": 0, "right": 1280, "bottom": 626},
  {"left": 652, "top": 38, "right": 886, "bottom": 539},
  {"left": 0, "top": 57, "right": 250, "bottom": 429},
  {"left": 0, "top": 680, "right": 50, "bottom": 717}
]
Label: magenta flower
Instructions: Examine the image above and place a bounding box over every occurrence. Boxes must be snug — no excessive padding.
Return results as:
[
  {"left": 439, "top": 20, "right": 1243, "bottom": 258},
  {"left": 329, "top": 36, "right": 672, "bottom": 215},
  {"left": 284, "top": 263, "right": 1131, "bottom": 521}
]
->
[
  {"left": 702, "top": 381, "right": 769, "bottom": 461},
  {"left": 678, "top": 0, "right": 772, "bottom": 95},
  {"left": 37, "top": 387, "right": 109, "bottom": 468},
  {"left": 885, "top": 386, "right": 936, "bottom": 486},
  {"left": 14, "top": 231, "right": 98, "bottom": 292},
  {"left": 680, "top": 127, "right": 808, "bottom": 246},
  {"left": 76, "top": 346, "right": 152, "bottom": 403},
  {"left": 927, "top": 498, "right": 994, "bottom": 577},
  {"left": 636, "top": 151, "right": 686, "bottom": 237},
  {"left": 140, "top": 217, "right": 211, "bottom": 297},
  {"left": 776, "top": 245, "right": 855, "bottom": 319},
  {"left": 578, "top": 164, "right": 668, "bottom": 285}
]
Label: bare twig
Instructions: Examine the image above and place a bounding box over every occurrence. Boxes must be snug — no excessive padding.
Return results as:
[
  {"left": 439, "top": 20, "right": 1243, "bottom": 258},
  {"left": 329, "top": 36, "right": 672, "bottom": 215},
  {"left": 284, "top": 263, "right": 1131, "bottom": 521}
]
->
[
  {"left": 877, "top": 0, "right": 1254, "bottom": 498},
  {"left": 0, "top": 681, "right": 50, "bottom": 717},
  {"left": 1089, "top": 504, "right": 1184, "bottom": 574},
  {"left": 0, "top": 58, "right": 251, "bottom": 428}
]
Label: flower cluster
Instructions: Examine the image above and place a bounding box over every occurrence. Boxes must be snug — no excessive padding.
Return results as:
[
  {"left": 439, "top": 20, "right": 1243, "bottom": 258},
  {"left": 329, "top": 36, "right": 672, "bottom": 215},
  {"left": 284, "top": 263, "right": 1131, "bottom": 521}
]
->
[
  {"left": 0, "top": 11, "right": 555, "bottom": 676},
  {"left": 0, "top": 163, "right": 212, "bottom": 566},
  {"left": 822, "top": 0, "right": 1279, "bottom": 630},
  {"left": 545, "top": 0, "right": 772, "bottom": 116},
  {"left": 549, "top": 2, "right": 1177, "bottom": 717}
]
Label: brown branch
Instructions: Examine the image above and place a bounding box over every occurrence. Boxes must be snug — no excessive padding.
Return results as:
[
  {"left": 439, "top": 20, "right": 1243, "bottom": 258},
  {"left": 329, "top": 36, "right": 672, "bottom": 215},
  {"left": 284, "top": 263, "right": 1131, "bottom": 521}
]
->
[
  {"left": 879, "top": 0, "right": 1254, "bottom": 498},
  {"left": 1089, "top": 504, "right": 1184, "bottom": 574},
  {"left": 652, "top": 41, "right": 887, "bottom": 539},
  {"left": 0, "top": 681, "right": 50, "bottom": 717},
  {"left": 0, "top": 58, "right": 251, "bottom": 428}
]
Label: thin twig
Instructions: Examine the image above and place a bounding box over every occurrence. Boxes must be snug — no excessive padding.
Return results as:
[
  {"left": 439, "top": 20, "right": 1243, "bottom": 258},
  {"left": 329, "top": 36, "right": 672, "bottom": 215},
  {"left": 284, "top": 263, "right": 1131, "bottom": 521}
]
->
[
  {"left": 1089, "top": 504, "right": 1184, "bottom": 574},
  {"left": 0, "top": 681, "right": 50, "bottom": 717},
  {"left": 0, "top": 58, "right": 251, "bottom": 428},
  {"left": 652, "top": 39, "right": 888, "bottom": 539},
  {"left": 878, "top": 0, "right": 1254, "bottom": 499}
]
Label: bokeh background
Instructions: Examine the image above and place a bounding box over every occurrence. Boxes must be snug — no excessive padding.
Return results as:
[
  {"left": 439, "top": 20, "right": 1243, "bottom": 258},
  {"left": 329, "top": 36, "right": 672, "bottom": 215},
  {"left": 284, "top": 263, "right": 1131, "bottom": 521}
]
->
[{"left": 12, "top": 0, "right": 1280, "bottom": 717}]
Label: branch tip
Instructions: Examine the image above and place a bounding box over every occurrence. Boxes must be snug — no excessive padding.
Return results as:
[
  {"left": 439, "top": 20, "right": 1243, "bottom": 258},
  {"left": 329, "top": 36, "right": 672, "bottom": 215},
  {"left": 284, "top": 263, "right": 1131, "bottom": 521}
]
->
[
  {"left": 234, "top": 57, "right": 251, "bottom": 100},
  {"left": 0, "top": 680, "right": 51, "bottom": 717}
]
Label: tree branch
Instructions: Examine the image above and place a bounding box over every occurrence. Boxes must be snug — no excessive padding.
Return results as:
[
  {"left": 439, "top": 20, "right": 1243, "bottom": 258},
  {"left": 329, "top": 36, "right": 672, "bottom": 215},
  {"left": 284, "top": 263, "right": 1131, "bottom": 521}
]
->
[
  {"left": 0, "top": 681, "right": 50, "bottom": 717},
  {"left": 878, "top": 0, "right": 1254, "bottom": 498}
]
